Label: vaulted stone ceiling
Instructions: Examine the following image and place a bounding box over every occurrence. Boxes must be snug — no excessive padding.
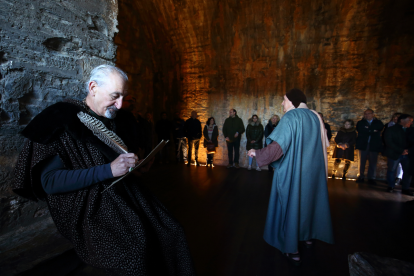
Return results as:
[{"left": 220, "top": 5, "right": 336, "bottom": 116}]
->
[{"left": 116, "top": 0, "right": 414, "bottom": 171}]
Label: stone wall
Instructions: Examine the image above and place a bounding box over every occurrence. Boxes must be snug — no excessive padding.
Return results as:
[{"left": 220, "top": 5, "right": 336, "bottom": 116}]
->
[
  {"left": 0, "top": 0, "right": 118, "bottom": 274},
  {"left": 121, "top": 0, "right": 414, "bottom": 178}
]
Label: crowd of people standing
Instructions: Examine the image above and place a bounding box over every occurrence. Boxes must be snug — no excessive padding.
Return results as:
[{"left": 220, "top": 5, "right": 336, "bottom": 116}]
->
[{"left": 138, "top": 107, "right": 414, "bottom": 196}]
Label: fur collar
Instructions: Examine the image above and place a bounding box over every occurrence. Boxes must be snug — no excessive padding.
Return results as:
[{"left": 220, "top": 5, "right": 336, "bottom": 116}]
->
[
  {"left": 339, "top": 126, "right": 356, "bottom": 133},
  {"left": 248, "top": 117, "right": 262, "bottom": 126},
  {"left": 20, "top": 99, "right": 139, "bottom": 153}
]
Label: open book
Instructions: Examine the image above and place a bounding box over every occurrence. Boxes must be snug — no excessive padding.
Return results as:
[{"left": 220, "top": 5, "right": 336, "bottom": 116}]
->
[{"left": 102, "top": 140, "right": 169, "bottom": 193}]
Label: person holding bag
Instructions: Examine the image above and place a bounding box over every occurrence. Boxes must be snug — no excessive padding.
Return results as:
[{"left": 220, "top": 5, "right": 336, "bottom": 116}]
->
[{"left": 203, "top": 117, "right": 219, "bottom": 166}]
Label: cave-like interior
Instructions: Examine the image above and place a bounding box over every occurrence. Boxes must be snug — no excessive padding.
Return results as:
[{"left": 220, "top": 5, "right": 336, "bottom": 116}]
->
[{"left": 1, "top": 0, "right": 414, "bottom": 275}]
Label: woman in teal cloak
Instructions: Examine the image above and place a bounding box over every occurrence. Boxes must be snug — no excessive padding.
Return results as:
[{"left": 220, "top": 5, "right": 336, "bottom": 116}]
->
[{"left": 248, "top": 89, "right": 334, "bottom": 266}]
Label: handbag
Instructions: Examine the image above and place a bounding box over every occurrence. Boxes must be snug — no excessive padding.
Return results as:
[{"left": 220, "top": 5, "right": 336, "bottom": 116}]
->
[{"left": 206, "top": 141, "right": 216, "bottom": 154}]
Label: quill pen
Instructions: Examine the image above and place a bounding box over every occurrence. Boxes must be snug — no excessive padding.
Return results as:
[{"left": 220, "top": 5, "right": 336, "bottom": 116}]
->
[
  {"left": 77, "top": 111, "right": 128, "bottom": 154},
  {"left": 102, "top": 140, "right": 169, "bottom": 193}
]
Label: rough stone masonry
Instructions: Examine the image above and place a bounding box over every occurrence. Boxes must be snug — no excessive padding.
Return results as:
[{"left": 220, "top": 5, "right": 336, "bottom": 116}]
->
[{"left": 0, "top": 0, "right": 118, "bottom": 274}]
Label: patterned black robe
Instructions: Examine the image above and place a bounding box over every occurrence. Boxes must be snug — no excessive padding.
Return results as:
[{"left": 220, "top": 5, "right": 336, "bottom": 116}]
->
[{"left": 13, "top": 99, "right": 195, "bottom": 276}]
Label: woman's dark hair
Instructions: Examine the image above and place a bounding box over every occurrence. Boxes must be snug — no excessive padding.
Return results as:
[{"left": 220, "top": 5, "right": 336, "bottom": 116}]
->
[
  {"left": 232, "top": 109, "right": 237, "bottom": 115},
  {"left": 390, "top": 112, "right": 402, "bottom": 121},
  {"left": 206, "top": 117, "right": 215, "bottom": 125},
  {"left": 251, "top": 114, "right": 258, "bottom": 120},
  {"left": 344, "top": 119, "right": 354, "bottom": 127}
]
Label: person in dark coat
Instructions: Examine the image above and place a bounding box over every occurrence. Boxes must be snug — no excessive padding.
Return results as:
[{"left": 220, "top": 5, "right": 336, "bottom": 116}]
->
[
  {"left": 355, "top": 109, "right": 384, "bottom": 185},
  {"left": 382, "top": 113, "right": 403, "bottom": 185},
  {"left": 12, "top": 65, "right": 195, "bottom": 275},
  {"left": 318, "top": 112, "right": 332, "bottom": 141},
  {"left": 155, "top": 112, "right": 172, "bottom": 163},
  {"left": 407, "top": 125, "right": 414, "bottom": 182},
  {"left": 173, "top": 113, "right": 187, "bottom": 163},
  {"left": 332, "top": 119, "right": 357, "bottom": 180},
  {"left": 203, "top": 117, "right": 219, "bottom": 166},
  {"left": 223, "top": 109, "right": 245, "bottom": 168},
  {"left": 246, "top": 115, "right": 264, "bottom": 171},
  {"left": 184, "top": 111, "right": 202, "bottom": 166},
  {"left": 383, "top": 114, "right": 414, "bottom": 195},
  {"left": 264, "top": 115, "right": 280, "bottom": 172}
]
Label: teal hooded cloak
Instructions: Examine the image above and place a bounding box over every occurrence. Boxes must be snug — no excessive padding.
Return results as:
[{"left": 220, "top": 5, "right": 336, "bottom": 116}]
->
[{"left": 263, "top": 108, "right": 334, "bottom": 253}]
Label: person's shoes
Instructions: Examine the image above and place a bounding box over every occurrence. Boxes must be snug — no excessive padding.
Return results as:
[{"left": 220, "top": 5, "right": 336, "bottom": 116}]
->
[
  {"left": 247, "top": 165, "right": 252, "bottom": 170},
  {"left": 196, "top": 161, "right": 200, "bottom": 166},
  {"left": 368, "top": 179, "right": 377, "bottom": 185},
  {"left": 401, "top": 189, "right": 414, "bottom": 196},
  {"left": 305, "top": 240, "right": 314, "bottom": 249},
  {"left": 395, "top": 178, "right": 402, "bottom": 185},
  {"left": 342, "top": 174, "right": 347, "bottom": 180},
  {"left": 234, "top": 163, "right": 240, "bottom": 169},
  {"left": 283, "top": 252, "right": 301, "bottom": 266},
  {"left": 227, "top": 164, "right": 233, "bottom": 169},
  {"left": 256, "top": 166, "right": 261, "bottom": 171},
  {"left": 355, "top": 177, "right": 364, "bottom": 183},
  {"left": 331, "top": 172, "right": 336, "bottom": 179},
  {"left": 387, "top": 187, "right": 394, "bottom": 193}
]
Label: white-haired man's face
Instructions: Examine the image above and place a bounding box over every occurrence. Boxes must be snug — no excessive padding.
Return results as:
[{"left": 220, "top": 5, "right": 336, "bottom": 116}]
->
[{"left": 88, "top": 73, "right": 127, "bottom": 119}]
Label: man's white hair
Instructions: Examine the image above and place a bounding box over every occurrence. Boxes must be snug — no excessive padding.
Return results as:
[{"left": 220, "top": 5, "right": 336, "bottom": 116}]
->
[{"left": 86, "top": 64, "right": 128, "bottom": 93}]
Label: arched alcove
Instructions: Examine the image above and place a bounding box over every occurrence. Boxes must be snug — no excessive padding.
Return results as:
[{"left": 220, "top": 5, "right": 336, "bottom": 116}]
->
[{"left": 114, "top": 0, "right": 414, "bottom": 175}]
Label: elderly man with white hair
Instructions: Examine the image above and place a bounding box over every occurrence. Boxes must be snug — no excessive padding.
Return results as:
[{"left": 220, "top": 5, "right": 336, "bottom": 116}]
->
[{"left": 13, "top": 65, "right": 195, "bottom": 275}]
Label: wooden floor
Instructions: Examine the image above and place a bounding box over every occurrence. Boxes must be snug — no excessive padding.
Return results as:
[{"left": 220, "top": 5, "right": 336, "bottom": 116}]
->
[{"left": 20, "top": 163, "right": 414, "bottom": 276}]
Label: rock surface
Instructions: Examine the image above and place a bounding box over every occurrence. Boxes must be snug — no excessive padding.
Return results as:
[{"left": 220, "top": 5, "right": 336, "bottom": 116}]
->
[
  {"left": 0, "top": 0, "right": 119, "bottom": 273},
  {"left": 349, "top": 252, "right": 414, "bottom": 276}
]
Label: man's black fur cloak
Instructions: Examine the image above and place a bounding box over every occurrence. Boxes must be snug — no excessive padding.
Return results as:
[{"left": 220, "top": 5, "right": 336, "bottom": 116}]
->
[{"left": 13, "top": 99, "right": 195, "bottom": 276}]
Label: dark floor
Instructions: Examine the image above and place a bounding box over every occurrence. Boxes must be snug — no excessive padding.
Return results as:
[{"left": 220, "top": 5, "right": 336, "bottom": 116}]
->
[{"left": 19, "top": 163, "right": 414, "bottom": 276}]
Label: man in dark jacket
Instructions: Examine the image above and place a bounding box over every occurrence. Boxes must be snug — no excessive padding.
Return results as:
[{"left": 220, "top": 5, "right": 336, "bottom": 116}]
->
[
  {"left": 318, "top": 112, "right": 332, "bottom": 141},
  {"left": 383, "top": 114, "right": 413, "bottom": 195},
  {"left": 223, "top": 109, "right": 245, "bottom": 168},
  {"left": 156, "top": 112, "right": 172, "bottom": 163},
  {"left": 355, "top": 109, "right": 384, "bottom": 184},
  {"left": 407, "top": 126, "right": 414, "bottom": 184},
  {"left": 173, "top": 113, "right": 188, "bottom": 163},
  {"left": 184, "top": 111, "right": 202, "bottom": 166}
]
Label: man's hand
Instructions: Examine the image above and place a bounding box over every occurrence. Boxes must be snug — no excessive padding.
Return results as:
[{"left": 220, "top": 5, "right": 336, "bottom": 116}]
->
[
  {"left": 225, "top": 137, "right": 230, "bottom": 141},
  {"left": 247, "top": 149, "right": 256, "bottom": 157},
  {"left": 234, "top": 132, "right": 239, "bottom": 138},
  {"left": 403, "top": 149, "right": 409, "bottom": 155},
  {"left": 111, "top": 153, "right": 138, "bottom": 177},
  {"left": 250, "top": 140, "right": 255, "bottom": 144}
]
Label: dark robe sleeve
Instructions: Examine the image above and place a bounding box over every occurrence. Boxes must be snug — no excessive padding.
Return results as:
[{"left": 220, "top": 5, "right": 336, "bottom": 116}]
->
[
  {"left": 40, "top": 155, "right": 113, "bottom": 194},
  {"left": 255, "top": 142, "right": 283, "bottom": 167}
]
